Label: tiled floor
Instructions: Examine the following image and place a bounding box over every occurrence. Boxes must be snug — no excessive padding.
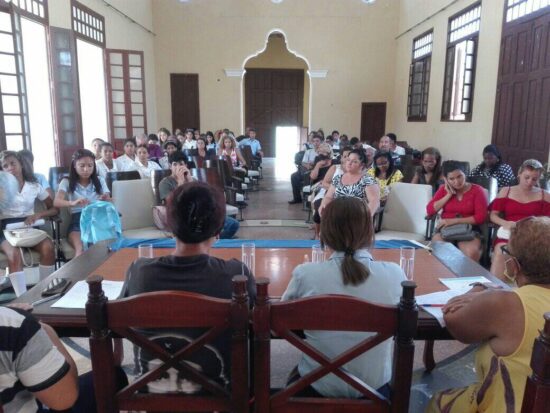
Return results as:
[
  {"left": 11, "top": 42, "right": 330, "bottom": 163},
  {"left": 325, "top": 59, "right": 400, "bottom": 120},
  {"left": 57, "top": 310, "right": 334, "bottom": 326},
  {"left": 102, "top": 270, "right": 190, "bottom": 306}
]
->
[{"left": 63, "top": 158, "right": 476, "bottom": 412}]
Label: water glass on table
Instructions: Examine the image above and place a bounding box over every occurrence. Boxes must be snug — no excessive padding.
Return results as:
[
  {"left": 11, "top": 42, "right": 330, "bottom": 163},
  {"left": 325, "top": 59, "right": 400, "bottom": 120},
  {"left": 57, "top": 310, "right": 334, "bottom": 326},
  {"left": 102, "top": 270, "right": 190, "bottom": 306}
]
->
[
  {"left": 399, "top": 246, "right": 415, "bottom": 280},
  {"left": 242, "top": 243, "right": 255, "bottom": 274},
  {"left": 312, "top": 244, "right": 325, "bottom": 263},
  {"left": 138, "top": 243, "right": 154, "bottom": 259}
]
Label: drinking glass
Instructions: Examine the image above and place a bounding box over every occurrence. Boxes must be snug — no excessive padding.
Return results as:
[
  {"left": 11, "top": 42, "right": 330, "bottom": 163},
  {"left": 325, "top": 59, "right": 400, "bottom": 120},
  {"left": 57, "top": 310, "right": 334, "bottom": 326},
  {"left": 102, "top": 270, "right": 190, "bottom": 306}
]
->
[
  {"left": 312, "top": 244, "right": 325, "bottom": 263},
  {"left": 399, "top": 246, "right": 415, "bottom": 280},
  {"left": 138, "top": 243, "right": 154, "bottom": 259},
  {"left": 242, "top": 243, "right": 255, "bottom": 275}
]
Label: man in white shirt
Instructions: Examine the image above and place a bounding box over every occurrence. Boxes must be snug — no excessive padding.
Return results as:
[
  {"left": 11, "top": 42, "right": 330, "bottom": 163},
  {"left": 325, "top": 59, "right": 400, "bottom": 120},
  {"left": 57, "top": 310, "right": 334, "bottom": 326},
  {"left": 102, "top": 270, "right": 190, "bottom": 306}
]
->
[{"left": 289, "top": 134, "right": 322, "bottom": 204}]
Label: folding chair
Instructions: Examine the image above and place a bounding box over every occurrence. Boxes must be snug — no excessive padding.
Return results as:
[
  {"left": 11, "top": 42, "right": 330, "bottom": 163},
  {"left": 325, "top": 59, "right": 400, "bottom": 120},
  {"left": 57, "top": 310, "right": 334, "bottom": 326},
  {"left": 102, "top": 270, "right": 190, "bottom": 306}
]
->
[{"left": 86, "top": 274, "right": 250, "bottom": 413}]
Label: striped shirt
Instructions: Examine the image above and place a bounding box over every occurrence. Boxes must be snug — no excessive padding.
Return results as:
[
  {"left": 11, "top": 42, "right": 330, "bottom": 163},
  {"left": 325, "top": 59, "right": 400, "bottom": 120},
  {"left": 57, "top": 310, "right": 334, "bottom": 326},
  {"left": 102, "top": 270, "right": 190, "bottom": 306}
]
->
[{"left": 0, "top": 307, "right": 69, "bottom": 413}]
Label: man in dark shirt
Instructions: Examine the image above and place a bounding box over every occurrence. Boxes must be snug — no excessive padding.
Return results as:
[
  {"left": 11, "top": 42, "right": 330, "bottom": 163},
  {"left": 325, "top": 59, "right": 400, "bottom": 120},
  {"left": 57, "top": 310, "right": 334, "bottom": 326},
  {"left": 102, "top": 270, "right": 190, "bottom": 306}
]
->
[{"left": 122, "top": 182, "right": 255, "bottom": 394}]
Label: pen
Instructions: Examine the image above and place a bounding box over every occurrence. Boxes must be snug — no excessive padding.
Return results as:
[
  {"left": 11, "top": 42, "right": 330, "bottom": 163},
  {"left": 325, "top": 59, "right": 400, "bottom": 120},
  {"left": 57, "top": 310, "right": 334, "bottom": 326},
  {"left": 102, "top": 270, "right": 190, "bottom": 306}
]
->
[
  {"left": 32, "top": 293, "right": 63, "bottom": 306},
  {"left": 422, "top": 304, "right": 445, "bottom": 307}
]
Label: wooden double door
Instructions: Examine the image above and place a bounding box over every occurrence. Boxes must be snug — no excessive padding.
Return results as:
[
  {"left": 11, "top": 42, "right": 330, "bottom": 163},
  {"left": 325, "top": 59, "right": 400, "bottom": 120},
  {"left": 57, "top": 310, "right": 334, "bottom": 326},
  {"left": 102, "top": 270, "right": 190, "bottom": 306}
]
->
[
  {"left": 245, "top": 69, "right": 304, "bottom": 157},
  {"left": 492, "top": 9, "right": 550, "bottom": 170}
]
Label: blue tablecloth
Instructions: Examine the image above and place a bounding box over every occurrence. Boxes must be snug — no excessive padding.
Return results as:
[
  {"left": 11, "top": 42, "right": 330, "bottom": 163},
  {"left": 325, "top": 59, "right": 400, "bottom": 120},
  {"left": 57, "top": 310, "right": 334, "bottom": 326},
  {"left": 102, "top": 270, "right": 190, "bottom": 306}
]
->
[{"left": 110, "top": 238, "right": 420, "bottom": 251}]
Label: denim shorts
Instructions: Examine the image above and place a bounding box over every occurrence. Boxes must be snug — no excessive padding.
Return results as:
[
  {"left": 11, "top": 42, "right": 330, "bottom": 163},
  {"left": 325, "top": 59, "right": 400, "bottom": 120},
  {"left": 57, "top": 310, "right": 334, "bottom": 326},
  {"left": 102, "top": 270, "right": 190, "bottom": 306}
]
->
[{"left": 67, "top": 212, "right": 82, "bottom": 235}]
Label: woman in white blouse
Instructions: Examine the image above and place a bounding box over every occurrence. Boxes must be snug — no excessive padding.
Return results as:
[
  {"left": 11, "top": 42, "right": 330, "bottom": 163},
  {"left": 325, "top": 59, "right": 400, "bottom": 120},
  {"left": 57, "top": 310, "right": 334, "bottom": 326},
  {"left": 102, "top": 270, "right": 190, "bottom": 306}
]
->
[
  {"left": 134, "top": 145, "right": 161, "bottom": 178},
  {"left": 0, "top": 151, "right": 57, "bottom": 277},
  {"left": 95, "top": 142, "right": 118, "bottom": 179},
  {"left": 115, "top": 138, "right": 138, "bottom": 172}
]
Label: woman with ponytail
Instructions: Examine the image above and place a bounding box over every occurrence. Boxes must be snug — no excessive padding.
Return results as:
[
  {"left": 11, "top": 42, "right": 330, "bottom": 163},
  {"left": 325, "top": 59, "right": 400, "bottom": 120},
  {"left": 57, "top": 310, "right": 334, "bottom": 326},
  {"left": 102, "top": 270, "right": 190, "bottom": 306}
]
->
[{"left": 282, "top": 197, "right": 407, "bottom": 398}]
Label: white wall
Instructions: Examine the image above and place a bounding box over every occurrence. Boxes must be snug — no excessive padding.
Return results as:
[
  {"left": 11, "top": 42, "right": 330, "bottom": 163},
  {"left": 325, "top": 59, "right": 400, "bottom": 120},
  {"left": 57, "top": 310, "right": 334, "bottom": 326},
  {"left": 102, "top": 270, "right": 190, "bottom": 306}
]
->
[{"left": 390, "top": 0, "right": 506, "bottom": 166}]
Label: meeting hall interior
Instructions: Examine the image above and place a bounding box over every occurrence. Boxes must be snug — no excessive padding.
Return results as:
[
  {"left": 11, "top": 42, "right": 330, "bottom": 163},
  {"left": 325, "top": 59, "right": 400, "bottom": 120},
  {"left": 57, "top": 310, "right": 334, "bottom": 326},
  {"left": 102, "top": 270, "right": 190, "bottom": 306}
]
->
[{"left": 0, "top": 0, "right": 549, "bottom": 412}]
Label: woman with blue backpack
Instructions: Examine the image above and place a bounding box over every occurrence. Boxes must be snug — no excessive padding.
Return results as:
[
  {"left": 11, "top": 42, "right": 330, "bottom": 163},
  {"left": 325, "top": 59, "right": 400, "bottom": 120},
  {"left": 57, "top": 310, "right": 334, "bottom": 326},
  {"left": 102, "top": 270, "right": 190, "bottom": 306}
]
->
[{"left": 54, "top": 149, "right": 111, "bottom": 257}]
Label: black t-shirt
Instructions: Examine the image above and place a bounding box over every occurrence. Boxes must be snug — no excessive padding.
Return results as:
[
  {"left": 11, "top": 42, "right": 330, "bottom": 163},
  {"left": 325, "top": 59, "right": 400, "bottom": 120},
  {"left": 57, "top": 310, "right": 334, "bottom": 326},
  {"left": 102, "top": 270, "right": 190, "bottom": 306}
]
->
[{"left": 122, "top": 254, "right": 256, "bottom": 394}]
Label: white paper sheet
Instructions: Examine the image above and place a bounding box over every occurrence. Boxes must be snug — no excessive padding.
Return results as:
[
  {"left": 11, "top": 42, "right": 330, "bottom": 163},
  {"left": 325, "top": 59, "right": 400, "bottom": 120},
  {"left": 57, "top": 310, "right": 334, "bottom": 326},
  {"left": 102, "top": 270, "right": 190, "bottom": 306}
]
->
[
  {"left": 416, "top": 289, "right": 466, "bottom": 327},
  {"left": 51, "top": 280, "right": 124, "bottom": 309},
  {"left": 439, "top": 276, "right": 490, "bottom": 291}
]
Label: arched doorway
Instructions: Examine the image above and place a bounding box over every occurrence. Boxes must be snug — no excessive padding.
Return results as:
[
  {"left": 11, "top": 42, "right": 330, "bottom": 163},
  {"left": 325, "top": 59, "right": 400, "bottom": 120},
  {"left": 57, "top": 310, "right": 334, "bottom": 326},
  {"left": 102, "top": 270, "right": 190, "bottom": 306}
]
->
[{"left": 243, "top": 32, "right": 310, "bottom": 160}]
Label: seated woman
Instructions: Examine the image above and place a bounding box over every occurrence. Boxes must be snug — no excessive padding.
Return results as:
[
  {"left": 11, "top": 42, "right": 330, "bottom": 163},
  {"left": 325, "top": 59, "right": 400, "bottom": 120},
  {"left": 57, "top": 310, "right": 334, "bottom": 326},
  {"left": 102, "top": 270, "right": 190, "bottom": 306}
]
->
[
  {"left": 122, "top": 181, "right": 256, "bottom": 393},
  {"left": 310, "top": 145, "right": 345, "bottom": 240},
  {"left": 54, "top": 149, "right": 111, "bottom": 257},
  {"left": 489, "top": 159, "right": 550, "bottom": 282},
  {"left": 217, "top": 135, "right": 247, "bottom": 169},
  {"left": 309, "top": 143, "right": 334, "bottom": 186},
  {"left": 411, "top": 147, "right": 443, "bottom": 194},
  {"left": 320, "top": 149, "right": 380, "bottom": 218},
  {"left": 282, "top": 197, "right": 406, "bottom": 398},
  {"left": 95, "top": 142, "right": 118, "bottom": 179},
  {"left": 115, "top": 138, "right": 138, "bottom": 172},
  {"left": 0, "top": 151, "right": 57, "bottom": 278},
  {"left": 367, "top": 151, "right": 403, "bottom": 204},
  {"left": 158, "top": 138, "right": 180, "bottom": 170},
  {"left": 470, "top": 144, "right": 515, "bottom": 189},
  {"left": 190, "top": 137, "right": 216, "bottom": 167},
  {"left": 427, "top": 161, "right": 488, "bottom": 261},
  {"left": 427, "top": 216, "right": 550, "bottom": 413},
  {"left": 134, "top": 144, "right": 161, "bottom": 178},
  {"left": 205, "top": 131, "right": 217, "bottom": 151}
]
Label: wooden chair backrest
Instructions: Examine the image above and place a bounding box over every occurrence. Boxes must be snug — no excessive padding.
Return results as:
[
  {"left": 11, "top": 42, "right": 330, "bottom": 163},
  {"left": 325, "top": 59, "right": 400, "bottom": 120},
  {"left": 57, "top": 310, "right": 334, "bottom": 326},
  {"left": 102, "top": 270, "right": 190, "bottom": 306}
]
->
[
  {"left": 253, "top": 279, "right": 418, "bottom": 413},
  {"left": 240, "top": 145, "right": 258, "bottom": 170},
  {"left": 521, "top": 312, "right": 550, "bottom": 413},
  {"left": 86, "top": 275, "right": 250, "bottom": 413},
  {"left": 48, "top": 166, "right": 69, "bottom": 193},
  {"left": 151, "top": 169, "right": 172, "bottom": 206},
  {"left": 105, "top": 170, "right": 141, "bottom": 193}
]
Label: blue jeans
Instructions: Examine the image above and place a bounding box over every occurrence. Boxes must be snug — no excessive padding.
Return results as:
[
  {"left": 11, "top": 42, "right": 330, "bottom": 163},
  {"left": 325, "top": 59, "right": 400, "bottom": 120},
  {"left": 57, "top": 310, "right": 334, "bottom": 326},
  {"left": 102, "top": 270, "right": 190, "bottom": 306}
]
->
[{"left": 220, "top": 217, "right": 239, "bottom": 239}]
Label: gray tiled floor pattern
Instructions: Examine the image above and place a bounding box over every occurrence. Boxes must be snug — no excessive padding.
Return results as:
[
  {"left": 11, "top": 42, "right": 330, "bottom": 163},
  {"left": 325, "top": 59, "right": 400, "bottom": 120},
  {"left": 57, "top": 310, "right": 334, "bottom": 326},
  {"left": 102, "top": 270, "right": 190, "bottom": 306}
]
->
[{"left": 62, "top": 158, "right": 476, "bottom": 412}]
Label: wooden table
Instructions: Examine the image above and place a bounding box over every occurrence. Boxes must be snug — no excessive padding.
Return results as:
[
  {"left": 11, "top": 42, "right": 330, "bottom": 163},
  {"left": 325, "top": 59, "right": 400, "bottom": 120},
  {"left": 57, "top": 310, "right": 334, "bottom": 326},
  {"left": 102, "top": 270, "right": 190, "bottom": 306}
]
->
[{"left": 14, "top": 241, "right": 502, "bottom": 340}]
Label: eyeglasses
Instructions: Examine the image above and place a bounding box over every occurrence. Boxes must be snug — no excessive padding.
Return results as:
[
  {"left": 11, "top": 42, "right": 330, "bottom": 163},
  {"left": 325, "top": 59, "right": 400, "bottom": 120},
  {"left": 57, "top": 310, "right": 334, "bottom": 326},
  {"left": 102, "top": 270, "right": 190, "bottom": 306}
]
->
[{"left": 501, "top": 244, "right": 522, "bottom": 265}]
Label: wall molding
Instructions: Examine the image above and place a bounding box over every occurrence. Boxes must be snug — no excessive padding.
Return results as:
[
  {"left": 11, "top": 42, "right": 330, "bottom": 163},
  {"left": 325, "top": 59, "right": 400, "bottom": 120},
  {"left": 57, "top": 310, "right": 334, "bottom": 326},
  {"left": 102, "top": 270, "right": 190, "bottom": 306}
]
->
[
  {"left": 308, "top": 70, "right": 328, "bottom": 78},
  {"left": 224, "top": 69, "right": 246, "bottom": 77}
]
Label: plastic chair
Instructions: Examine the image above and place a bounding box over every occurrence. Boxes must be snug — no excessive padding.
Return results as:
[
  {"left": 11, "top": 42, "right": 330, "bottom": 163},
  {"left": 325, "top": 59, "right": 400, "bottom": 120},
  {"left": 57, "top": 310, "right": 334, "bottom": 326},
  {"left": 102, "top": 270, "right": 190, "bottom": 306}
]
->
[
  {"left": 253, "top": 278, "right": 418, "bottom": 413},
  {"left": 86, "top": 275, "right": 250, "bottom": 413}
]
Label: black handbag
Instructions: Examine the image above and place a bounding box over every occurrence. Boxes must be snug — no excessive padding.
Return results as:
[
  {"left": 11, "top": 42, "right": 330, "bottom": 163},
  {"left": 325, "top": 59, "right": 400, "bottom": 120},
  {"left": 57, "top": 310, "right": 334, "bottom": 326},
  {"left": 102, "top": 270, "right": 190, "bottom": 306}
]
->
[{"left": 440, "top": 223, "right": 476, "bottom": 242}]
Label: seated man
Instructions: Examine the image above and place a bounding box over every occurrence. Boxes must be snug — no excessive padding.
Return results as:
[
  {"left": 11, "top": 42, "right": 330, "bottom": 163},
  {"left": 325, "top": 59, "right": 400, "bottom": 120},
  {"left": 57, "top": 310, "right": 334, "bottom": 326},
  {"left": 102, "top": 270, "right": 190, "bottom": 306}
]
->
[
  {"left": 0, "top": 306, "right": 78, "bottom": 412},
  {"left": 379, "top": 133, "right": 405, "bottom": 156},
  {"left": 122, "top": 182, "right": 256, "bottom": 394},
  {"left": 289, "top": 134, "right": 322, "bottom": 204},
  {"left": 159, "top": 152, "right": 239, "bottom": 239},
  {"left": 238, "top": 128, "right": 263, "bottom": 163}
]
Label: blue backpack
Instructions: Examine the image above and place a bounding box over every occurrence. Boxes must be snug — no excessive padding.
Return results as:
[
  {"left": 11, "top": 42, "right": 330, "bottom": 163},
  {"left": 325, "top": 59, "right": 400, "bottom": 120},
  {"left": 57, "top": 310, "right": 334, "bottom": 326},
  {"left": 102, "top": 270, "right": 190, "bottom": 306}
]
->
[{"left": 79, "top": 201, "right": 122, "bottom": 245}]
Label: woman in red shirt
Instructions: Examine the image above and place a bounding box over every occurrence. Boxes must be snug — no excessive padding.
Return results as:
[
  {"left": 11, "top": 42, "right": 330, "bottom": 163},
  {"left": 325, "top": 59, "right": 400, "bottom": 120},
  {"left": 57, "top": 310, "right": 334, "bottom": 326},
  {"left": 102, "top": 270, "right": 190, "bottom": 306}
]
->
[{"left": 427, "top": 161, "right": 489, "bottom": 261}]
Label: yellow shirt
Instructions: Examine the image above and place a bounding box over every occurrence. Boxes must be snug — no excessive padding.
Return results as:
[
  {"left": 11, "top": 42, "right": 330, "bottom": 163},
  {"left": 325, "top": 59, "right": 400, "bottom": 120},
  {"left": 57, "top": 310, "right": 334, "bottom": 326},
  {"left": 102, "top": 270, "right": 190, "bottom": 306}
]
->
[
  {"left": 427, "top": 284, "right": 550, "bottom": 413},
  {"left": 367, "top": 168, "right": 403, "bottom": 198}
]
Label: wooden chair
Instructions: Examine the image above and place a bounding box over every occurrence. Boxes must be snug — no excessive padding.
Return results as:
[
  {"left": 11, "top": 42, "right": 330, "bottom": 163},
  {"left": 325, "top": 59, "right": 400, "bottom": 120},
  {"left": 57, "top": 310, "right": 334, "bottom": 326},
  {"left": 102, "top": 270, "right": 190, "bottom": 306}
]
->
[
  {"left": 151, "top": 169, "right": 172, "bottom": 206},
  {"left": 86, "top": 274, "right": 250, "bottom": 413},
  {"left": 253, "top": 278, "right": 418, "bottom": 413},
  {"left": 105, "top": 170, "right": 141, "bottom": 193},
  {"left": 521, "top": 312, "right": 550, "bottom": 413}
]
